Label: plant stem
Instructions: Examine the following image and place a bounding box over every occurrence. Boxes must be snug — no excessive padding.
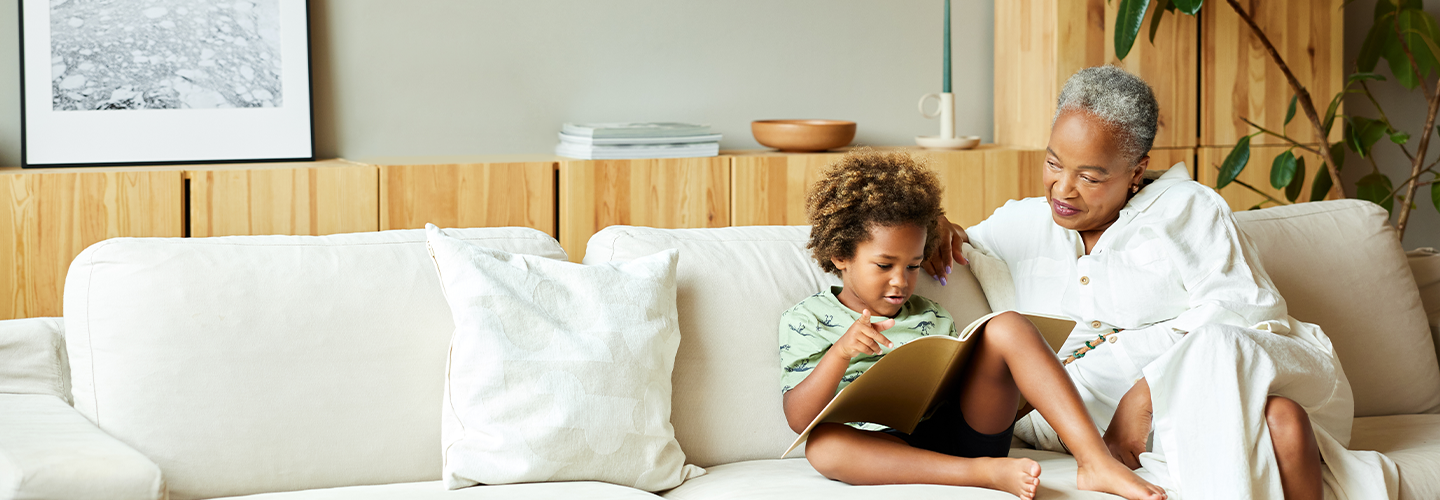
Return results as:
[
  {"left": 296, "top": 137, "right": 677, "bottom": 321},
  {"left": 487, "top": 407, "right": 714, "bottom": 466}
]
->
[
  {"left": 1397, "top": 75, "right": 1440, "bottom": 238},
  {"left": 1211, "top": 163, "right": 1291, "bottom": 206},
  {"left": 1224, "top": 0, "right": 1345, "bottom": 199},
  {"left": 1239, "top": 117, "right": 1320, "bottom": 154},
  {"left": 1382, "top": 163, "right": 1438, "bottom": 205},
  {"left": 1359, "top": 80, "right": 1417, "bottom": 163}
]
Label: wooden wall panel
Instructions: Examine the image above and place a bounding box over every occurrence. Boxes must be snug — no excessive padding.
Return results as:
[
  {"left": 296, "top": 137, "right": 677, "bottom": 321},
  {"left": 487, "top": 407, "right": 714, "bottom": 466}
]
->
[
  {"left": 379, "top": 162, "right": 555, "bottom": 236},
  {"left": 1197, "top": 145, "right": 1333, "bottom": 212},
  {"left": 0, "top": 171, "right": 183, "bottom": 319},
  {"left": 560, "top": 157, "right": 729, "bottom": 262},
  {"left": 996, "top": 0, "right": 1197, "bottom": 149},
  {"left": 729, "top": 147, "right": 1046, "bottom": 230},
  {"left": 1147, "top": 147, "right": 1196, "bottom": 175},
  {"left": 1202, "top": 0, "right": 1344, "bottom": 146},
  {"left": 1104, "top": 1, "right": 1198, "bottom": 148},
  {"left": 190, "top": 164, "right": 379, "bottom": 237}
]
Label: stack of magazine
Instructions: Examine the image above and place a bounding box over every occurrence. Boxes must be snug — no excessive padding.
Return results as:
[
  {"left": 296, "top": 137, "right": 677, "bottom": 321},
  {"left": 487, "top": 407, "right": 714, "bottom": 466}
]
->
[{"left": 555, "top": 122, "right": 721, "bottom": 159}]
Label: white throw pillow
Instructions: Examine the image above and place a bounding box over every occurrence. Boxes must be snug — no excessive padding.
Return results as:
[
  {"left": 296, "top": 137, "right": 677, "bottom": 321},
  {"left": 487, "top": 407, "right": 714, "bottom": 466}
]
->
[
  {"left": 426, "top": 224, "right": 703, "bottom": 491},
  {"left": 0, "top": 317, "right": 68, "bottom": 402}
]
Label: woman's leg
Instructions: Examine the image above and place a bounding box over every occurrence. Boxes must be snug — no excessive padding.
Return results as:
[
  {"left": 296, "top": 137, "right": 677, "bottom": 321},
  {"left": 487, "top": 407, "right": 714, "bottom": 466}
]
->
[
  {"left": 1266, "top": 396, "right": 1322, "bottom": 500},
  {"left": 804, "top": 423, "right": 1041, "bottom": 497},
  {"left": 958, "top": 311, "right": 1166, "bottom": 500}
]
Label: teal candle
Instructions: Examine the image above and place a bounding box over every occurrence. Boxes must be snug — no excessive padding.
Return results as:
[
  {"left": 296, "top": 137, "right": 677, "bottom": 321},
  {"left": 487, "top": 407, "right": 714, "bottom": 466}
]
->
[{"left": 943, "top": 0, "right": 951, "bottom": 93}]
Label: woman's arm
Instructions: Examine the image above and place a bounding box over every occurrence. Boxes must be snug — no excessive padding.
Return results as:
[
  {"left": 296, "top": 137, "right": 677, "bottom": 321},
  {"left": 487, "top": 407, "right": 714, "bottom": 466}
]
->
[{"left": 781, "top": 311, "right": 895, "bottom": 434}]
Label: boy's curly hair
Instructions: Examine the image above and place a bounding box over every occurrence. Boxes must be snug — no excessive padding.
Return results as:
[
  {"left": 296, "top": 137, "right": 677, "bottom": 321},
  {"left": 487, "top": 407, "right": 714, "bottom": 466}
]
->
[{"left": 806, "top": 148, "right": 945, "bottom": 276}]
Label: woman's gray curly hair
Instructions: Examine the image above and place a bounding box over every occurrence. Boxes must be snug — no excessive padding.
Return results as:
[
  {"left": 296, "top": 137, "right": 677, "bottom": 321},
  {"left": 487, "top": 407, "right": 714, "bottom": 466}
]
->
[{"left": 1053, "top": 66, "right": 1159, "bottom": 167}]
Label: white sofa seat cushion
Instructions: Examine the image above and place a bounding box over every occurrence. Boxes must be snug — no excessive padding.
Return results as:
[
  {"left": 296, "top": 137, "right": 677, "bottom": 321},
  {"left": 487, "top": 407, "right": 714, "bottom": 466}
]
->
[
  {"left": 660, "top": 453, "right": 1115, "bottom": 500},
  {"left": 0, "top": 394, "right": 162, "bottom": 500},
  {"left": 583, "top": 225, "right": 993, "bottom": 467},
  {"left": 1350, "top": 414, "right": 1440, "bottom": 500},
  {"left": 0, "top": 318, "right": 68, "bottom": 402},
  {"left": 427, "top": 226, "right": 701, "bottom": 491},
  {"left": 63, "top": 228, "right": 567, "bottom": 500},
  {"left": 1232, "top": 200, "right": 1440, "bottom": 416},
  {"left": 205, "top": 480, "right": 659, "bottom": 499}
]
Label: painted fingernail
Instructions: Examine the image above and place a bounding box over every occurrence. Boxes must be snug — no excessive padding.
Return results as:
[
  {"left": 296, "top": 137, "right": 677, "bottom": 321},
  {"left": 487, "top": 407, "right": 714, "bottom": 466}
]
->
[
  {"left": 931, "top": 274, "right": 939, "bottom": 282},
  {"left": 945, "top": 265, "right": 951, "bottom": 275},
  {"left": 940, "top": 277, "right": 948, "bottom": 286}
]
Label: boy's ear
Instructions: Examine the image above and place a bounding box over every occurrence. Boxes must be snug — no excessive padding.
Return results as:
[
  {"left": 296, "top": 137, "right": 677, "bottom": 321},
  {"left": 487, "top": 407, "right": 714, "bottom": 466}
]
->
[{"left": 831, "top": 256, "right": 849, "bottom": 272}]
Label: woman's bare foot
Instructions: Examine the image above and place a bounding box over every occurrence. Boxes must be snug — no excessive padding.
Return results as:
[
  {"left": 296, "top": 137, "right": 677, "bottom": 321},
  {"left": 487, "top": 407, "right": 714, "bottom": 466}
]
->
[
  {"left": 977, "top": 457, "right": 1041, "bottom": 499},
  {"left": 1077, "top": 458, "right": 1166, "bottom": 500}
]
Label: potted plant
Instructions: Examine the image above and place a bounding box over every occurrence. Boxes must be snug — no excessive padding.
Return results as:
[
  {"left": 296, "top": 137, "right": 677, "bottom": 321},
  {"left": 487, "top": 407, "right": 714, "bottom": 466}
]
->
[{"left": 1116, "top": 0, "right": 1439, "bottom": 238}]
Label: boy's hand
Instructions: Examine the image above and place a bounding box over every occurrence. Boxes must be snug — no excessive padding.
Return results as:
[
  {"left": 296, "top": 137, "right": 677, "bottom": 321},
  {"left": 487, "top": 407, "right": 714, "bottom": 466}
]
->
[{"left": 830, "top": 310, "right": 896, "bottom": 361}]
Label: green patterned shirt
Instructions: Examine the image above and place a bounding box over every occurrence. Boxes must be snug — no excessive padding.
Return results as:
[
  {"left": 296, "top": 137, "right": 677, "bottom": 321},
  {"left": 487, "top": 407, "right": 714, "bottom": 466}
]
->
[{"left": 778, "top": 286, "right": 957, "bottom": 395}]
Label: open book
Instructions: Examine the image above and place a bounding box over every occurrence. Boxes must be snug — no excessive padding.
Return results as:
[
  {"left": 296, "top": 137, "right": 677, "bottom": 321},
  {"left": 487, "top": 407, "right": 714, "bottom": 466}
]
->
[{"left": 781, "top": 311, "right": 1075, "bottom": 458}]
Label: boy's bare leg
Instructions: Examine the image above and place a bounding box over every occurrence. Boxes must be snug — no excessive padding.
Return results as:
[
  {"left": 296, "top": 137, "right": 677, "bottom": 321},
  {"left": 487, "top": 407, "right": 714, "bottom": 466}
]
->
[
  {"left": 959, "top": 312, "right": 1167, "bottom": 500},
  {"left": 806, "top": 423, "right": 1041, "bottom": 498},
  {"left": 1266, "top": 396, "right": 1322, "bottom": 500}
]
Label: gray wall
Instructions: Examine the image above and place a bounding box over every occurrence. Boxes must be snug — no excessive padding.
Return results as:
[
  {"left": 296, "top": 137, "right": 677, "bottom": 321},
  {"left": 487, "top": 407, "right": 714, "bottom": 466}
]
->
[
  {"left": 1344, "top": 1, "right": 1440, "bottom": 249},
  {"left": 2, "top": 0, "right": 1433, "bottom": 247}
]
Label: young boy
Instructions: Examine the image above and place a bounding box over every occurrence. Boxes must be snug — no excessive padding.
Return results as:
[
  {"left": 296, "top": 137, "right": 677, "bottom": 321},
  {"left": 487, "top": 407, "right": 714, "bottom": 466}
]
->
[{"left": 778, "top": 149, "right": 1164, "bottom": 500}]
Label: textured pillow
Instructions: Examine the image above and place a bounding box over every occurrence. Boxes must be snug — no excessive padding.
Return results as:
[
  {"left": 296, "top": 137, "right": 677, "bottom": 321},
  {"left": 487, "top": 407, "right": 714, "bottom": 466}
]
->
[
  {"left": 0, "top": 317, "right": 69, "bottom": 402},
  {"left": 426, "top": 224, "right": 703, "bottom": 491},
  {"left": 1410, "top": 248, "right": 1440, "bottom": 378}
]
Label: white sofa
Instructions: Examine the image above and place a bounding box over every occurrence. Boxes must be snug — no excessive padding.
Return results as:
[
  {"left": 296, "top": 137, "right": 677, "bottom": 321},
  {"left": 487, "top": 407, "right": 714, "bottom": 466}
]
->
[{"left": 2, "top": 199, "right": 1439, "bottom": 500}]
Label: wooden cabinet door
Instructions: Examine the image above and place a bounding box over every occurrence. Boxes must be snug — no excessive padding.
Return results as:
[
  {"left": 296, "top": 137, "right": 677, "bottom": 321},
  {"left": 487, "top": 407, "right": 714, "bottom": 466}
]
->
[
  {"left": 559, "top": 157, "right": 729, "bottom": 262},
  {"left": 189, "top": 162, "right": 380, "bottom": 237},
  {"left": 379, "top": 161, "right": 554, "bottom": 236},
  {"left": 1, "top": 170, "right": 183, "bottom": 319}
]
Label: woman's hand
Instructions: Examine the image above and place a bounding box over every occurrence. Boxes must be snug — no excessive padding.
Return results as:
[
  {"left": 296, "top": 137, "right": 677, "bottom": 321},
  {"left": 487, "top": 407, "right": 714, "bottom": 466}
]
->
[
  {"left": 1104, "top": 378, "right": 1153, "bottom": 470},
  {"left": 829, "top": 309, "right": 895, "bottom": 361},
  {"left": 923, "top": 214, "right": 970, "bottom": 284}
]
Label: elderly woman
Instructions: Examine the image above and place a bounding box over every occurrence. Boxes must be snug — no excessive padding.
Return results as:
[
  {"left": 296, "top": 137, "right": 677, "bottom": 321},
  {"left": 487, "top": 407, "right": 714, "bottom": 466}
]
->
[{"left": 924, "top": 66, "right": 1396, "bottom": 499}]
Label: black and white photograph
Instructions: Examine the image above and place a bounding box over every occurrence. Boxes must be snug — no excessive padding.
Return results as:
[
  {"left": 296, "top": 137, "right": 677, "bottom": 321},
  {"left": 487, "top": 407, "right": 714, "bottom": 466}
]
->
[
  {"left": 51, "top": 0, "right": 285, "bottom": 112},
  {"left": 21, "top": 0, "right": 312, "bottom": 167}
]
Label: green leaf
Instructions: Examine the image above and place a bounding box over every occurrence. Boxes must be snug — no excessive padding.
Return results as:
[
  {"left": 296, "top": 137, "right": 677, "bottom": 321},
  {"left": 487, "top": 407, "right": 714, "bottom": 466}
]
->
[
  {"left": 1322, "top": 93, "right": 1344, "bottom": 135},
  {"left": 1391, "top": 130, "right": 1412, "bottom": 145},
  {"left": 1217, "top": 135, "right": 1251, "bottom": 190},
  {"left": 1285, "top": 94, "right": 1297, "bottom": 126},
  {"left": 1347, "top": 72, "right": 1387, "bottom": 84},
  {"left": 1346, "top": 117, "right": 1388, "bottom": 157},
  {"left": 1115, "top": 0, "right": 1149, "bottom": 60},
  {"left": 1359, "top": 18, "right": 1389, "bottom": 72},
  {"left": 1431, "top": 174, "right": 1440, "bottom": 213},
  {"left": 1148, "top": 0, "right": 1171, "bottom": 44},
  {"left": 1270, "top": 150, "right": 1298, "bottom": 189},
  {"left": 1330, "top": 141, "right": 1347, "bottom": 171},
  {"left": 1248, "top": 203, "right": 1266, "bottom": 211},
  {"left": 1357, "top": 173, "right": 1396, "bottom": 213},
  {"left": 1311, "top": 164, "right": 1335, "bottom": 202},
  {"left": 1286, "top": 157, "right": 1307, "bottom": 202},
  {"left": 1379, "top": 9, "right": 1440, "bottom": 90},
  {"left": 1172, "top": 0, "right": 1202, "bottom": 16}
]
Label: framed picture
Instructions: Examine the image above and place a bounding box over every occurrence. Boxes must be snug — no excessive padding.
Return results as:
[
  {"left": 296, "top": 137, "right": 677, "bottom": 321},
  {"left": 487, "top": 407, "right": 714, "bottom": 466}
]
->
[{"left": 20, "top": 0, "right": 313, "bottom": 168}]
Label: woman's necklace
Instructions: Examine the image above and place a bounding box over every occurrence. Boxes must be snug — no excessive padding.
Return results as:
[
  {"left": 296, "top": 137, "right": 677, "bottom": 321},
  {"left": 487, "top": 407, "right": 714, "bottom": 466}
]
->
[{"left": 1062, "top": 328, "right": 1120, "bottom": 366}]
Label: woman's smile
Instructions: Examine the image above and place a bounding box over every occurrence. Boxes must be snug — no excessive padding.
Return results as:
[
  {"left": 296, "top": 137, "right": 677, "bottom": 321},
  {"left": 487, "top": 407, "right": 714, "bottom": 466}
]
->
[{"left": 1052, "top": 199, "right": 1081, "bottom": 217}]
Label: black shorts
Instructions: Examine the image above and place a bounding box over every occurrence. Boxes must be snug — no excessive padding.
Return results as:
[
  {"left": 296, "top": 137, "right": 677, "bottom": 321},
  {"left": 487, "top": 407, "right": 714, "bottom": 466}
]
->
[{"left": 880, "top": 401, "right": 1014, "bottom": 459}]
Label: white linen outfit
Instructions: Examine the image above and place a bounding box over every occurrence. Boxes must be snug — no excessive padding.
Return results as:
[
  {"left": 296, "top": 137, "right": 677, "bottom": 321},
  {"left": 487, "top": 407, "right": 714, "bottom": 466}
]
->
[{"left": 966, "top": 164, "right": 1397, "bottom": 499}]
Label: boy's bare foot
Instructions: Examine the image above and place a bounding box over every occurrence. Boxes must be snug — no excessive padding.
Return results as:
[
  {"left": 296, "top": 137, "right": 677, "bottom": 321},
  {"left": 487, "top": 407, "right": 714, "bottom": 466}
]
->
[
  {"left": 977, "top": 457, "right": 1041, "bottom": 499},
  {"left": 1077, "top": 459, "right": 1167, "bottom": 500}
]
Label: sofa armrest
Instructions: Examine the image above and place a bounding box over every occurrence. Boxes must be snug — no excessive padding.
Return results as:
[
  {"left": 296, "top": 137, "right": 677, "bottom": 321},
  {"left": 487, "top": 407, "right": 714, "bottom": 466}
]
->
[{"left": 0, "top": 394, "right": 162, "bottom": 500}]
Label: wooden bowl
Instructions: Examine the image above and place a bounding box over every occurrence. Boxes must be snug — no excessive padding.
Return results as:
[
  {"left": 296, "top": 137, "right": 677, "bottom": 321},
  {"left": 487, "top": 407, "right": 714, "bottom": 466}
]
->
[{"left": 751, "top": 120, "right": 856, "bottom": 152}]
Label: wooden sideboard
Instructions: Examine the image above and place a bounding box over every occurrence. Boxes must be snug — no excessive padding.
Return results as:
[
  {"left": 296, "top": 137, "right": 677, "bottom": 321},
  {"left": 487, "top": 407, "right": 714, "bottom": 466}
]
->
[{"left": 0, "top": 146, "right": 1056, "bottom": 319}]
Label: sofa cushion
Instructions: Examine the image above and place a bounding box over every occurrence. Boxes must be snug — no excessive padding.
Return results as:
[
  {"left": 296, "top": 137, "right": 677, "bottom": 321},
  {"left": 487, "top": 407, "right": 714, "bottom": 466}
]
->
[
  {"left": 427, "top": 226, "right": 701, "bottom": 491},
  {"left": 1232, "top": 200, "right": 1440, "bottom": 417},
  {"left": 0, "top": 318, "right": 68, "bottom": 402},
  {"left": 63, "top": 228, "right": 566, "bottom": 500},
  {"left": 659, "top": 453, "right": 1117, "bottom": 500},
  {"left": 583, "top": 225, "right": 993, "bottom": 467},
  {"left": 205, "top": 480, "right": 659, "bottom": 499},
  {"left": 1409, "top": 248, "right": 1440, "bottom": 375},
  {"left": 1350, "top": 414, "right": 1440, "bottom": 500},
  {"left": 0, "top": 394, "right": 163, "bottom": 500}
]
